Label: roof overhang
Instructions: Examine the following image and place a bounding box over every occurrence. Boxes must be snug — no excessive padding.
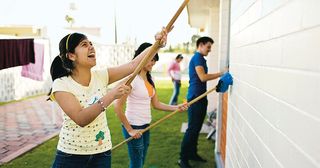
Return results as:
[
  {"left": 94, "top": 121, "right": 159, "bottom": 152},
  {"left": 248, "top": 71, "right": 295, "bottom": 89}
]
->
[
  {"left": 0, "top": 25, "right": 42, "bottom": 37},
  {"left": 187, "top": 0, "right": 218, "bottom": 29}
]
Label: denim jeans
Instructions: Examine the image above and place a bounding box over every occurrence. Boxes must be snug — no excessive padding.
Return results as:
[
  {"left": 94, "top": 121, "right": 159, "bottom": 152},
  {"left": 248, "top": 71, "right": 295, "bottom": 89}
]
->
[
  {"left": 122, "top": 124, "right": 150, "bottom": 168},
  {"left": 52, "top": 150, "right": 111, "bottom": 168},
  {"left": 180, "top": 96, "right": 207, "bottom": 161},
  {"left": 169, "top": 80, "right": 181, "bottom": 105}
]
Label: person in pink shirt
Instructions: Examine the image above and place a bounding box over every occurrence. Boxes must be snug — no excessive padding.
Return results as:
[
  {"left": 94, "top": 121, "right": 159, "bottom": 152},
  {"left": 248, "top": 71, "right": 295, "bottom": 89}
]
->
[
  {"left": 168, "top": 54, "right": 184, "bottom": 105},
  {"left": 114, "top": 43, "right": 188, "bottom": 168}
]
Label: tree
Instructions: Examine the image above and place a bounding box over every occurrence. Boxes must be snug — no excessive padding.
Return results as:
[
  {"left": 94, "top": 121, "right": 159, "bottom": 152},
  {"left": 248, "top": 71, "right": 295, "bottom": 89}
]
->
[
  {"left": 191, "top": 34, "right": 200, "bottom": 46},
  {"left": 65, "top": 15, "right": 75, "bottom": 27},
  {"left": 162, "top": 34, "right": 199, "bottom": 54},
  {"left": 183, "top": 42, "right": 190, "bottom": 53},
  {"left": 95, "top": 131, "right": 105, "bottom": 145}
]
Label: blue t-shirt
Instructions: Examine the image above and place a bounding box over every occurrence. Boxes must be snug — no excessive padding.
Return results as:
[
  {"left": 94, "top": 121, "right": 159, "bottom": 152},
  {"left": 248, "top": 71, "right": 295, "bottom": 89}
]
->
[{"left": 187, "top": 52, "right": 208, "bottom": 100}]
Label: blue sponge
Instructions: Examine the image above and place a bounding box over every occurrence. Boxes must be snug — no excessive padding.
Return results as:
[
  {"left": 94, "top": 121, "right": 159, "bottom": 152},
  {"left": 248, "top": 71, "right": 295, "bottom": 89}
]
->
[{"left": 216, "top": 72, "right": 233, "bottom": 93}]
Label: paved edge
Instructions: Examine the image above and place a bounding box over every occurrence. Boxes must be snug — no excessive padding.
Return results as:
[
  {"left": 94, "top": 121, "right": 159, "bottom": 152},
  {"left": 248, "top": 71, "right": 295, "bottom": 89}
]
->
[{"left": 0, "top": 131, "right": 59, "bottom": 165}]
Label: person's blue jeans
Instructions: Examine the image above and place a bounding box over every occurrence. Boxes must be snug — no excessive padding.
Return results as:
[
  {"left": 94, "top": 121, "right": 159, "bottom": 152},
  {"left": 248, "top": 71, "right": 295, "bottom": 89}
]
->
[
  {"left": 169, "top": 80, "right": 181, "bottom": 105},
  {"left": 122, "top": 124, "right": 150, "bottom": 168},
  {"left": 52, "top": 149, "right": 111, "bottom": 168},
  {"left": 180, "top": 96, "right": 207, "bottom": 161}
]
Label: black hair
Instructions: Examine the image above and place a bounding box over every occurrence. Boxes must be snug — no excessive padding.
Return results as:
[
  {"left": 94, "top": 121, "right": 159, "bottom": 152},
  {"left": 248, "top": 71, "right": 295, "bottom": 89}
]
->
[
  {"left": 47, "top": 32, "right": 87, "bottom": 100},
  {"left": 196, "top": 36, "right": 214, "bottom": 48},
  {"left": 175, "top": 54, "right": 183, "bottom": 60},
  {"left": 133, "top": 42, "right": 158, "bottom": 88}
]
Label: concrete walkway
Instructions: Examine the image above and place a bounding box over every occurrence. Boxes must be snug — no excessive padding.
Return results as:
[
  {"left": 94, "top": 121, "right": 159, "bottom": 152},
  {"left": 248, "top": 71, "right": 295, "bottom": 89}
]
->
[{"left": 0, "top": 95, "right": 62, "bottom": 165}]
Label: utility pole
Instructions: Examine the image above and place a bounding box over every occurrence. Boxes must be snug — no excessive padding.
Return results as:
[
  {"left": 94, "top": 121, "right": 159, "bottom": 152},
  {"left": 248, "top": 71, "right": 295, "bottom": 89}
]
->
[{"left": 114, "top": 0, "right": 118, "bottom": 44}]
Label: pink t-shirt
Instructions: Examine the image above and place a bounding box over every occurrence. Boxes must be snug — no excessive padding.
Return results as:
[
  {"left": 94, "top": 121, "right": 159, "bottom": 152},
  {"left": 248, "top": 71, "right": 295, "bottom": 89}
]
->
[
  {"left": 125, "top": 75, "right": 155, "bottom": 126},
  {"left": 168, "top": 60, "right": 181, "bottom": 80}
]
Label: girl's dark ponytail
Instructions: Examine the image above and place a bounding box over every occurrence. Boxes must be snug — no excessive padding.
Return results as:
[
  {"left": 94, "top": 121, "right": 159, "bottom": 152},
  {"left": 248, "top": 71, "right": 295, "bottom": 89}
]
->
[
  {"left": 50, "top": 55, "right": 71, "bottom": 81},
  {"left": 146, "top": 71, "right": 155, "bottom": 88},
  {"left": 47, "top": 56, "right": 71, "bottom": 100}
]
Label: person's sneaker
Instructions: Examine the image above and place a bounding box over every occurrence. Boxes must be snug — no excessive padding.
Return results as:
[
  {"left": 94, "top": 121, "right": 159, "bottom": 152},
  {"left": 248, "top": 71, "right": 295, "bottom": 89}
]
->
[
  {"left": 189, "top": 154, "right": 207, "bottom": 162},
  {"left": 178, "top": 159, "right": 192, "bottom": 168}
]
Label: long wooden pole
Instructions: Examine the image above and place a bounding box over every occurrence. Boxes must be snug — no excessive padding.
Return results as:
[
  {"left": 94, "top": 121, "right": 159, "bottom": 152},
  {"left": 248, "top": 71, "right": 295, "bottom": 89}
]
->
[
  {"left": 125, "top": 0, "right": 190, "bottom": 85},
  {"left": 112, "top": 87, "right": 216, "bottom": 151}
]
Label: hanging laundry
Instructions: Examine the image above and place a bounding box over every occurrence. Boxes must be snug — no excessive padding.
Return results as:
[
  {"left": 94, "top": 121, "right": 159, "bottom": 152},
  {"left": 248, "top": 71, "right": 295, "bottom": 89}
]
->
[
  {"left": 21, "top": 43, "right": 44, "bottom": 81},
  {"left": 0, "top": 39, "right": 35, "bottom": 70}
]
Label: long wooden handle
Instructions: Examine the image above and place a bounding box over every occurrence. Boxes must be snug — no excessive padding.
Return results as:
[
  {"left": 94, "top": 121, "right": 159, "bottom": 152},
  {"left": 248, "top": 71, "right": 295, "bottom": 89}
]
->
[
  {"left": 125, "top": 0, "right": 190, "bottom": 86},
  {"left": 165, "top": 0, "right": 190, "bottom": 31},
  {"left": 112, "top": 86, "right": 216, "bottom": 151}
]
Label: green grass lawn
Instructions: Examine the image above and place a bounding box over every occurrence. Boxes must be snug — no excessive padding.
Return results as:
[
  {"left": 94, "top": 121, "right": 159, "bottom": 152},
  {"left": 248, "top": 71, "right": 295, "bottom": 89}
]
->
[{"left": 1, "top": 80, "right": 216, "bottom": 168}]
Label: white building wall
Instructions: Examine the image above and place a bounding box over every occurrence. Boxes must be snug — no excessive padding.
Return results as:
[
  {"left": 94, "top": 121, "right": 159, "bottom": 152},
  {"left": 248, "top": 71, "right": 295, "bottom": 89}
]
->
[
  {"left": 215, "top": 0, "right": 231, "bottom": 160},
  {"left": 226, "top": 0, "right": 320, "bottom": 167},
  {"left": 207, "top": 5, "right": 221, "bottom": 112}
]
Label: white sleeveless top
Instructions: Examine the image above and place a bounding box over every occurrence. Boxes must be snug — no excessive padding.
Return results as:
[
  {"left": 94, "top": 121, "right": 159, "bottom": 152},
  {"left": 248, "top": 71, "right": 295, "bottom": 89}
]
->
[{"left": 125, "top": 75, "right": 155, "bottom": 126}]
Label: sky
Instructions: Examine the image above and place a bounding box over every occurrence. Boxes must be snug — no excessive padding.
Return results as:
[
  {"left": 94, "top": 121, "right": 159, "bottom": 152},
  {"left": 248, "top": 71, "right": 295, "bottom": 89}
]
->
[{"left": 0, "top": 0, "right": 199, "bottom": 45}]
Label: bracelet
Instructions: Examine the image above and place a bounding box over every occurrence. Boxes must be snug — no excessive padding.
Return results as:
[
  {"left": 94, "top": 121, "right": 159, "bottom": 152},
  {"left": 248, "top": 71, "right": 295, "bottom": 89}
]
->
[{"left": 97, "top": 99, "right": 106, "bottom": 111}]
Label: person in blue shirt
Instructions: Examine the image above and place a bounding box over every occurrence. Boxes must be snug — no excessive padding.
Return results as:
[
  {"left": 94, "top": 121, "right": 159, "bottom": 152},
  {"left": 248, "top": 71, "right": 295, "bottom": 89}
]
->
[{"left": 178, "top": 36, "right": 227, "bottom": 168}]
